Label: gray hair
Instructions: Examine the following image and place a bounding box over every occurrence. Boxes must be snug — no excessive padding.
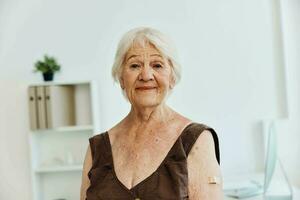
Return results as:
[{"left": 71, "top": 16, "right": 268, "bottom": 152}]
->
[{"left": 111, "top": 27, "right": 181, "bottom": 86}]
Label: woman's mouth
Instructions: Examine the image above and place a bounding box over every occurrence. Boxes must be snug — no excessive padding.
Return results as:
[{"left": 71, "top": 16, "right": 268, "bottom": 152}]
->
[{"left": 136, "top": 86, "right": 157, "bottom": 91}]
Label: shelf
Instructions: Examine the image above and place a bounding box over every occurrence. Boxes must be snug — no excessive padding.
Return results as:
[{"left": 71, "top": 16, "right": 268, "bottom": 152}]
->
[
  {"left": 35, "top": 164, "right": 83, "bottom": 173},
  {"left": 32, "top": 125, "right": 93, "bottom": 133},
  {"left": 29, "top": 80, "right": 93, "bottom": 87},
  {"left": 27, "top": 81, "right": 100, "bottom": 200}
]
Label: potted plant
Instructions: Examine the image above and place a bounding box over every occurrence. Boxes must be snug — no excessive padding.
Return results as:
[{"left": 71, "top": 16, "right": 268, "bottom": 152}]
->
[{"left": 34, "top": 55, "right": 61, "bottom": 81}]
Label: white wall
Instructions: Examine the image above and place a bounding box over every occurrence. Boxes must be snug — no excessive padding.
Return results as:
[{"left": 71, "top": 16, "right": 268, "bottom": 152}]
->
[
  {"left": 275, "top": 0, "right": 300, "bottom": 186},
  {"left": 0, "top": 0, "right": 299, "bottom": 199}
]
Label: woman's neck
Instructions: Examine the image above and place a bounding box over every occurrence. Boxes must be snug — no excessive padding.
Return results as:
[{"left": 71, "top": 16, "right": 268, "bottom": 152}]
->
[
  {"left": 122, "top": 104, "right": 176, "bottom": 136},
  {"left": 130, "top": 103, "right": 173, "bottom": 122}
]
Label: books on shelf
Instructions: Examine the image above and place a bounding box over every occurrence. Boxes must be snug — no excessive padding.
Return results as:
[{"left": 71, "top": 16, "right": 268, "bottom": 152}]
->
[
  {"left": 28, "top": 86, "right": 38, "bottom": 130},
  {"left": 28, "top": 85, "right": 78, "bottom": 130},
  {"left": 45, "top": 85, "right": 75, "bottom": 128},
  {"left": 36, "top": 86, "right": 47, "bottom": 129}
]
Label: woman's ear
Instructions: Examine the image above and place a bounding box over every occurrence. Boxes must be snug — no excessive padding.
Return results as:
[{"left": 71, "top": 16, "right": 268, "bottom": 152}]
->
[
  {"left": 120, "top": 76, "right": 125, "bottom": 89},
  {"left": 168, "top": 59, "right": 175, "bottom": 89},
  {"left": 169, "top": 74, "right": 175, "bottom": 89}
]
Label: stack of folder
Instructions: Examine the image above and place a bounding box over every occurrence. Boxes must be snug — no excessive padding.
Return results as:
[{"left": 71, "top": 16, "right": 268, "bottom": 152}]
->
[{"left": 28, "top": 85, "right": 75, "bottom": 130}]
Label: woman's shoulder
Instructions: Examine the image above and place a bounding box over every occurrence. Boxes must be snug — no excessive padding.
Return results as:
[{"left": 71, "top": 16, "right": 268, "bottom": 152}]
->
[
  {"left": 88, "top": 131, "right": 108, "bottom": 153},
  {"left": 184, "top": 122, "right": 220, "bottom": 165},
  {"left": 186, "top": 122, "right": 217, "bottom": 134},
  {"left": 89, "top": 117, "right": 127, "bottom": 140},
  {"left": 89, "top": 131, "right": 107, "bottom": 140}
]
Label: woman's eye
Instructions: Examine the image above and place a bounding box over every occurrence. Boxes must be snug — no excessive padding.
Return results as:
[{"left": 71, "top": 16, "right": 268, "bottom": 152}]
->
[
  {"left": 153, "top": 63, "right": 163, "bottom": 68},
  {"left": 130, "top": 64, "right": 140, "bottom": 68}
]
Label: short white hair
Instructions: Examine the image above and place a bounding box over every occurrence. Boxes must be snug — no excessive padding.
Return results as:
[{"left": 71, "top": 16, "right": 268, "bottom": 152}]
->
[{"left": 111, "top": 27, "right": 181, "bottom": 86}]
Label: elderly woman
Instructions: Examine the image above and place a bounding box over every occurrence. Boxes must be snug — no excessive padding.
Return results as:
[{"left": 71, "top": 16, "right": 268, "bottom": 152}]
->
[{"left": 80, "top": 27, "right": 222, "bottom": 200}]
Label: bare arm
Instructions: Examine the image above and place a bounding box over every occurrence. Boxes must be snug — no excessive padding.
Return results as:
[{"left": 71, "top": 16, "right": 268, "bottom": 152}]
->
[
  {"left": 80, "top": 145, "right": 92, "bottom": 200},
  {"left": 187, "top": 130, "right": 223, "bottom": 200}
]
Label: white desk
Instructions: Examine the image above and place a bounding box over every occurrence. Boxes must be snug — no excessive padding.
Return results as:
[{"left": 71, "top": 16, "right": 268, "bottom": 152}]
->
[
  {"left": 224, "top": 188, "right": 300, "bottom": 200},
  {"left": 224, "top": 192, "right": 300, "bottom": 200},
  {"left": 223, "top": 173, "right": 300, "bottom": 200}
]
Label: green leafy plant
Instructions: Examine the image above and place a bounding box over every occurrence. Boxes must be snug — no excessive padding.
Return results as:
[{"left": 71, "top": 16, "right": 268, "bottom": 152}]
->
[{"left": 34, "top": 55, "right": 61, "bottom": 74}]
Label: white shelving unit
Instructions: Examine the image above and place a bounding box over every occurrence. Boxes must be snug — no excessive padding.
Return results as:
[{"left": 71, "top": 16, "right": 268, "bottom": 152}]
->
[{"left": 27, "top": 80, "right": 100, "bottom": 200}]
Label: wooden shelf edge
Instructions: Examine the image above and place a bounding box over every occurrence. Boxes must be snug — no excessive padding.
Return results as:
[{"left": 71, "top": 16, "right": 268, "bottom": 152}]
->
[
  {"left": 35, "top": 164, "right": 83, "bottom": 173},
  {"left": 31, "top": 125, "right": 93, "bottom": 133}
]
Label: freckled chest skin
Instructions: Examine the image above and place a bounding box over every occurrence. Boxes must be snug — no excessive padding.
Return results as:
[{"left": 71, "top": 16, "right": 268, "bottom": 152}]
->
[{"left": 108, "top": 116, "right": 192, "bottom": 190}]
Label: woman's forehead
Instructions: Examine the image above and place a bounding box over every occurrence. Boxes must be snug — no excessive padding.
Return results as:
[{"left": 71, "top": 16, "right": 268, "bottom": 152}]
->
[{"left": 125, "top": 42, "right": 163, "bottom": 60}]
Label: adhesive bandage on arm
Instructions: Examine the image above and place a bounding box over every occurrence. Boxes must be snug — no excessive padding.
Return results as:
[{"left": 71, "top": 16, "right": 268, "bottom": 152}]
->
[{"left": 208, "top": 176, "right": 222, "bottom": 185}]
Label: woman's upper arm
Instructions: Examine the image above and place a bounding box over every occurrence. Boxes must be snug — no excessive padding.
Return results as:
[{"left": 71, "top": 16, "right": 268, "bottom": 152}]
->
[
  {"left": 80, "top": 145, "right": 92, "bottom": 200},
  {"left": 187, "top": 130, "right": 223, "bottom": 200}
]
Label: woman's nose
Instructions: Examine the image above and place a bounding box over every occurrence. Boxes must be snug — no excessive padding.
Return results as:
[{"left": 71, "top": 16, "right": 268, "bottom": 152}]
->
[{"left": 139, "top": 65, "right": 154, "bottom": 81}]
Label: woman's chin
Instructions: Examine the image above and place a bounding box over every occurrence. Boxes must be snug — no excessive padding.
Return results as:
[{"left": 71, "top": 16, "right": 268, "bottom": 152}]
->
[{"left": 134, "top": 98, "right": 161, "bottom": 108}]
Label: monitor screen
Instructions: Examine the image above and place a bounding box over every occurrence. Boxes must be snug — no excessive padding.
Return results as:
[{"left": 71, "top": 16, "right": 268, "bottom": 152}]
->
[{"left": 264, "top": 121, "right": 277, "bottom": 192}]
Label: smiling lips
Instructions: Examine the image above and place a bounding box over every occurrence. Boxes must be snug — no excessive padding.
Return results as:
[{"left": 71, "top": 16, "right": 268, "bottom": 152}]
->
[{"left": 136, "top": 86, "right": 157, "bottom": 90}]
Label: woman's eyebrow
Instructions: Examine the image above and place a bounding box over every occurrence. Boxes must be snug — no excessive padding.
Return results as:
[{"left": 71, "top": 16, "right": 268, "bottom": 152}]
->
[
  {"left": 126, "top": 55, "right": 140, "bottom": 62},
  {"left": 150, "top": 54, "right": 163, "bottom": 58}
]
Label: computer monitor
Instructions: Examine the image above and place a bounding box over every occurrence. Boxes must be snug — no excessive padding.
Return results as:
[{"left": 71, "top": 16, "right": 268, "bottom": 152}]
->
[
  {"left": 224, "top": 120, "right": 293, "bottom": 199},
  {"left": 264, "top": 121, "right": 277, "bottom": 192},
  {"left": 263, "top": 121, "right": 293, "bottom": 200}
]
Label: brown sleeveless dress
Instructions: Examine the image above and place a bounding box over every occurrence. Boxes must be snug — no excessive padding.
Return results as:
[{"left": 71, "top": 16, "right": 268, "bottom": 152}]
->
[{"left": 86, "top": 122, "right": 220, "bottom": 200}]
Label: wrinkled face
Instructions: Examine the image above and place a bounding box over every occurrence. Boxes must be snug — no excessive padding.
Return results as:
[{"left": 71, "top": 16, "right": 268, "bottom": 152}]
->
[{"left": 120, "top": 42, "right": 175, "bottom": 107}]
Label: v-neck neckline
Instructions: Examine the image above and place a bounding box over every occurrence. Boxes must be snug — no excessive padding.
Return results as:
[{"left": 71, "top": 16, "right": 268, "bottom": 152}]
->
[{"left": 104, "top": 122, "right": 194, "bottom": 192}]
